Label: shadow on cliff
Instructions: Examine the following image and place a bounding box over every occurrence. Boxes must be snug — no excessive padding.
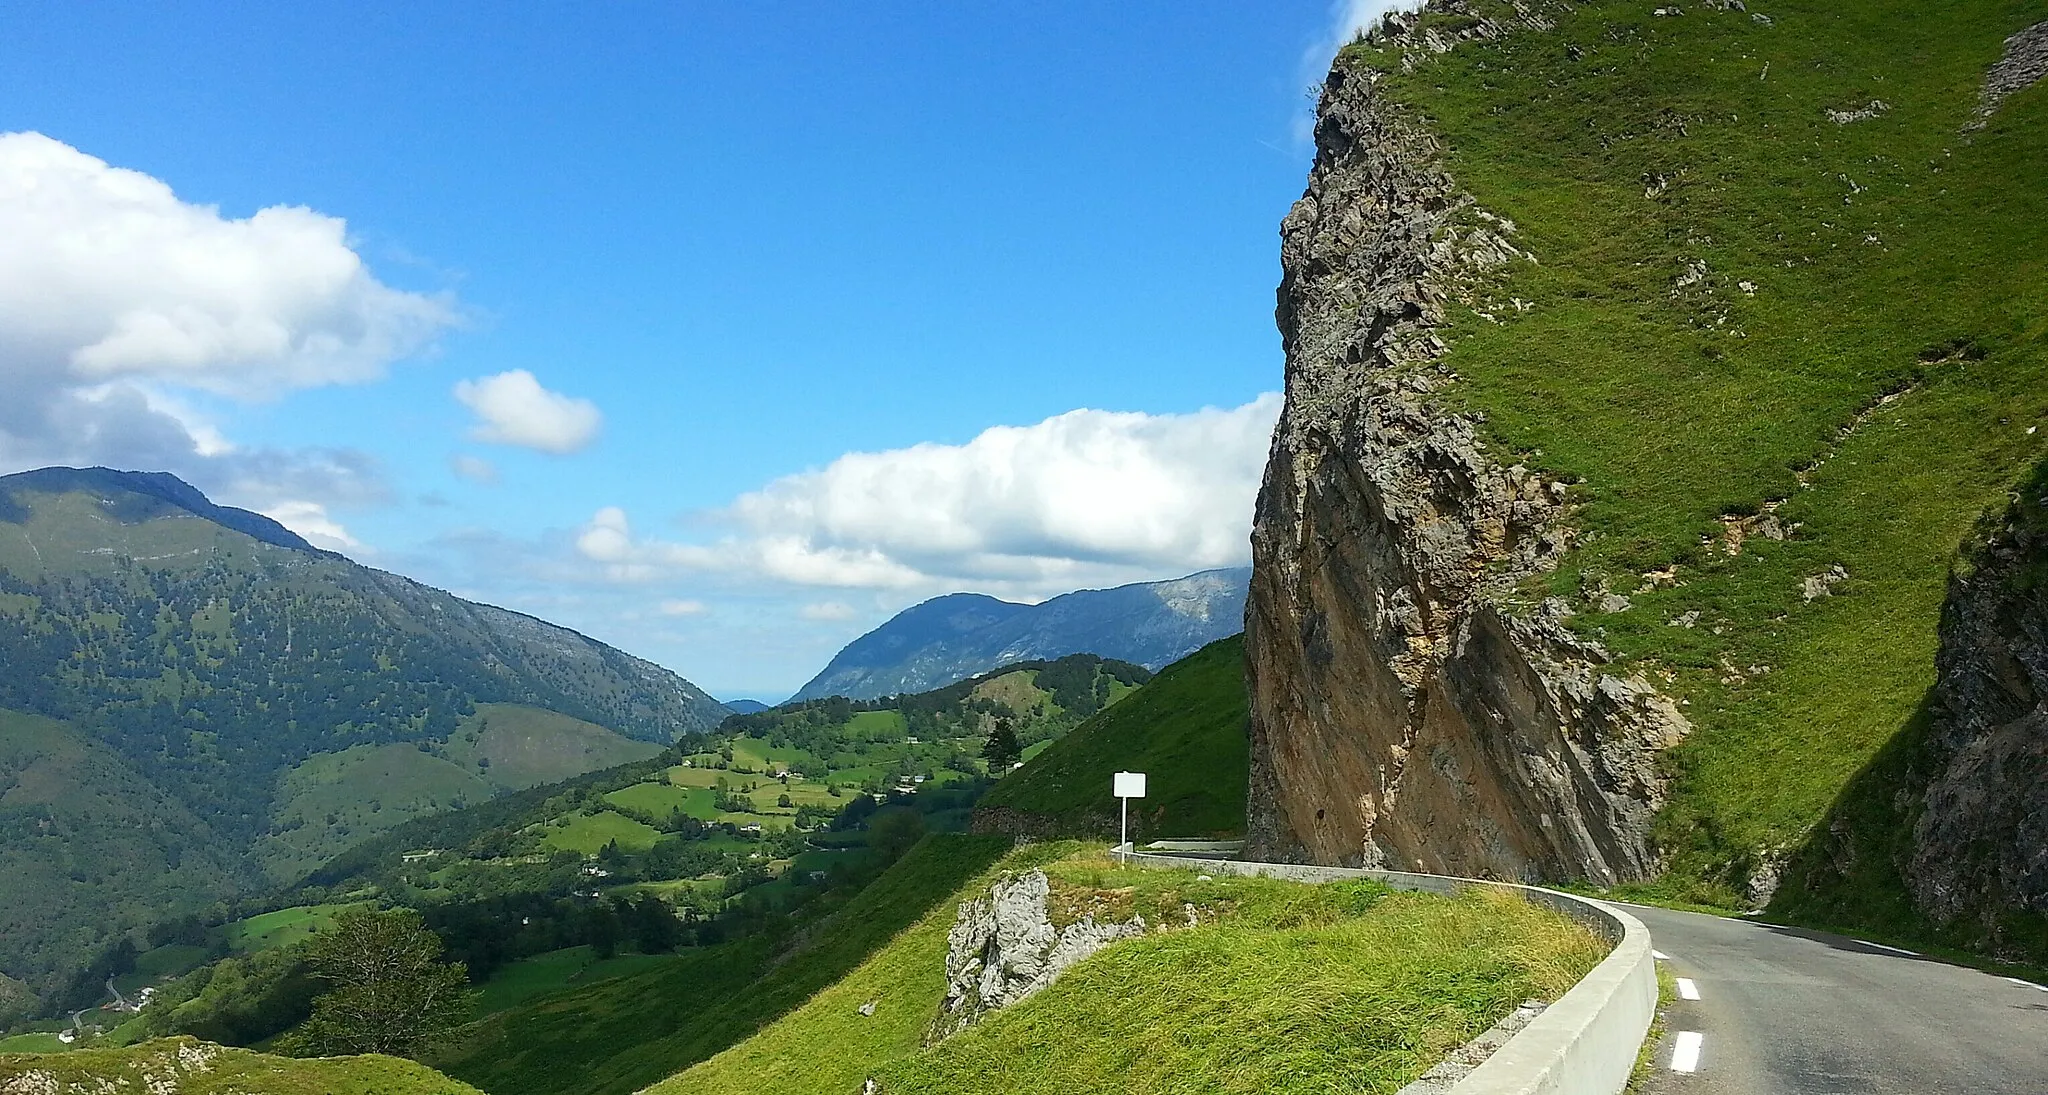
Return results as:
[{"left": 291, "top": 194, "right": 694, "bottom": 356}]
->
[{"left": 1766, "top": 690, "right": 2048, "bottom": 972}]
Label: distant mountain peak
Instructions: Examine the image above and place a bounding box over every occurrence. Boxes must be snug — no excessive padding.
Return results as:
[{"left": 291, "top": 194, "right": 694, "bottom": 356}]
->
[
  {"left": 0, "top": 466, "right": 322, "bottom": 554},
  {"left": 792, "top": 567, "right": 1249, "bottom": 702}
]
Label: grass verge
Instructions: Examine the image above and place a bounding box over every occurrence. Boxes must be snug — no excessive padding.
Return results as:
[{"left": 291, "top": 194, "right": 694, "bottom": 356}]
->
[{"left": 654, "top": 845, "right": 1608, "bottom": 1095}]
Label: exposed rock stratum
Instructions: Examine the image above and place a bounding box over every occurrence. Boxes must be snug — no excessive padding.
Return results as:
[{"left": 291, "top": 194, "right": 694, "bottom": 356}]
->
[
  {"left": 927, "top": 870, "right": 1146, "bottom": 1041},
  {"left": 1906, "top": 464, "right": 2048, "bottom": 934},
  {"left": 1244, "top": 11, "right": 1689, "bottom": 884}
]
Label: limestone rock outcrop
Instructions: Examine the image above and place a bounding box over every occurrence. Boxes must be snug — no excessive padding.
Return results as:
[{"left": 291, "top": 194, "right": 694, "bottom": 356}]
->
[
  {"left": 1906, "top": 465, "right": 2048, "bottom": 931},
  {"left": 927, "top": 870, "right": 1146, "bottom": 1040},
  {"left": 1974, "top": 19, "right": 2048, "bottom": 122},
  {"left": 1244, "top": 14, "right": 1689, "bottom": 883}
]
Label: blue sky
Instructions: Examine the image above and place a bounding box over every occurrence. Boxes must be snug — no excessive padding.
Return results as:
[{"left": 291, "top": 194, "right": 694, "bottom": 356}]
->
[{"left": 0, "top": 2, "right": 1395, "bottom": 698}]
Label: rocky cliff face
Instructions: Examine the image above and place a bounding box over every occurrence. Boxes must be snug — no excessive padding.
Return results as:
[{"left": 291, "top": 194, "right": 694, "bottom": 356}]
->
[
  {"left": 1905, "top": 462, "right": 2048, "bottom": 932},
  {"left": 1243, "top": 14, "right": 1689, "bottom": 884}
]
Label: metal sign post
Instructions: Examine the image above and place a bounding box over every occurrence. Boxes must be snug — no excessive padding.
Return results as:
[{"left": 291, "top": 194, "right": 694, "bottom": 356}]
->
[{"left": 1113, "top": 771, "right": 1146, "bottom": 862}]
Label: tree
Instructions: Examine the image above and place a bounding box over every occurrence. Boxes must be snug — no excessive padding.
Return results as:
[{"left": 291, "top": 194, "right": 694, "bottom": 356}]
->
[
  {"left": 294, "top": 907, "right": 475, "bottom": 1059},
  {"left": 586, "top": 902, "right": 622, "bottom": 959},
  {"left": 629, "top": 896, "right": 682, "bottom": 953},
  {"left": 982, "top": 719, "right": 1022, "bottom": 772},
  {"left": 868, "top": 807, "right": 926, "bottom": 862}
]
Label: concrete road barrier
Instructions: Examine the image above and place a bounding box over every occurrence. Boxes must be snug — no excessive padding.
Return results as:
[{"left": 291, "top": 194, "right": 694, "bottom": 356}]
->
[{"left": 1124, "top": 849, "right": 1656, "bottom": 1095}]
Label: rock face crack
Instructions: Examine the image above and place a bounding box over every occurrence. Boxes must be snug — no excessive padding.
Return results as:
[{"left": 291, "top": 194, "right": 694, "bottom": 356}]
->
[{"left": 1245, "top": 12, "right": 1688, "bottom": 884}]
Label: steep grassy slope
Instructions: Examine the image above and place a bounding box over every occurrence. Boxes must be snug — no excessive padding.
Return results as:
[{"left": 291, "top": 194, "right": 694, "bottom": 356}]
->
[
  {"left": 651, "top": 846, "right": 1606, "bottom": 1095},
  {"left": 429, "top": 834, "right": 1013, "bottom": 1095},
  {"left": 0, "top": 1037, "right": 483, "bottom": 1094},
  {"left": 1344, "top": 1, "right": 2047, "bottom": 918},
  {"left": 1769, "top": 453, "right": 2048, "bottom": 962},
  {"left": 975, "top": 636, "right": 1248, "bottom": 839},
  {"left": 254, "top": 705, "right": 663, "bottom": 882}
]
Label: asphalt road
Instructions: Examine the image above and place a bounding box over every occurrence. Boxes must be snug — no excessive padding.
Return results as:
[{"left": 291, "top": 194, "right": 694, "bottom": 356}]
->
[{"left": 1628, "top": 903, "right": 2048, "bottom": 1094}]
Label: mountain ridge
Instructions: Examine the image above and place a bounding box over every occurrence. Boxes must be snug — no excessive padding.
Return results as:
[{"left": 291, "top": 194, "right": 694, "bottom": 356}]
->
[
  {"left": 0, "top": 466, "right": 325, "bottom": 555},
  {"left": 0, "top": 466, "right": 730, "bottom": 997},
  {"left": 791, "top": 567, "right": 1249, "bottom": 702}
]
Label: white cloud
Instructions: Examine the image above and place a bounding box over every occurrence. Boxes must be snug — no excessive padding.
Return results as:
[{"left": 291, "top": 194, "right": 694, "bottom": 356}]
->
[
  {"left": 571, "top": 394, "right": 1280, "bottom": 597},
  {"left": 799, "top": 601, "right": 856, "bottom": 622},
  {"left": 449, "top": 453, "right": 500, "bottom": 485},
  {"left": 453, "top": 370, "right": 602, "bottom": 454},
  {"left": 658, "top": 599, "right": 708, "bottom": 617},
  {"left": 1293, "top": 1, "right": 1424, "bottom": 144},
  {"left": 0, "top": 131, "right": 453, "bottom": 399},
  {"left": 0, "top": 131, "right": 448, "bottom": 527},
  {"left": 1327, "top": 0, "right": 1417, "bottom": 47},
  {"left": 260, "top": 500, "right": 364, "bottom": 554}
]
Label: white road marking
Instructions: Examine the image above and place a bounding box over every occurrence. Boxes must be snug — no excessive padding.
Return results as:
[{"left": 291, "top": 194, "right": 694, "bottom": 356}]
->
[
  {"left": 1677, "top": 977, "right": 1701, "bottom": 1000},
  {"left": 2007, "top": 977, "right": 2048, "bottom": 993},
  {"left": 1671, "top": 1031, "right": 1705, "bottom": 1073},
  {"left": 1854, "top": 939, "right": 1921, "bottom": 957},
  {"left": 1653, "top": 950, "right": 1671, "bottom": 960}
]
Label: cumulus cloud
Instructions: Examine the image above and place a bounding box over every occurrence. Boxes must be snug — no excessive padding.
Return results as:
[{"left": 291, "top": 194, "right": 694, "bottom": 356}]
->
[
  {"left": 449, "top": 453, "right": 500, "bottom": 485},
  {"left": 0, "top": 131, "right": 453, "bottom": 398},
  {"left": 799, "top": 601, "right": 857, "bottom": 622},
  {"left": 658, "top": 599, "right": 708, "bottom": 617},
  {"left": 259, "top": 500, "right": 365, "bottom": 554},
  {"left": 572, "top": 395, "right": 1280, "bottom": 597},
  {"left": 453, "top": 370, "right": 602, "bottom": 454},
  {"left": 0, "top": 131, "right": 454, "bottom": 532}
]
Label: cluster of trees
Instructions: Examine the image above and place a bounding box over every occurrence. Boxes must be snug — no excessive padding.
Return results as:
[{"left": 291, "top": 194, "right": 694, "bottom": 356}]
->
[{"left": 424, "top": 893, "right": 688, "bottom": 980}]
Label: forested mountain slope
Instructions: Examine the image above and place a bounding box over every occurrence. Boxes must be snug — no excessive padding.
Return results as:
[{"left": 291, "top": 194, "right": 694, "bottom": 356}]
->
[
  {"left": 1244, "top": 0, "right": 2047, "bottom": 962},
  {"left": 0, "top": 467, "right": 726, "bottom": 999},
  {"left": 792, "top": 568, "right": 1247, "bottom": 701}
]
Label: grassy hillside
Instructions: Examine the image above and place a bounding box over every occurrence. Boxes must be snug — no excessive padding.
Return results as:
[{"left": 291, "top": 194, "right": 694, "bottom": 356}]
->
[
  {"left": 255, "top": 706, "right": 663, "bottom": 882},
  {"left": 651, "top": 845, "right": 1606, "bottom": 1095},
  {"left": 1343, "top": 1, "right": 2047, "bottom": 923},
  {"left": 429, "top": 834, "right": 1013, "bottom": 1095},
  {"left": 0, "top": 469, "right": 725, "bottom": 999},
  {"left": 729, "top": 653, "right": 1150, "bottom": 768},
  {"left": 975, "top": 636, "right": 1247, "bottom": 840},
  {"left": 0, "top": 1037, "right": 483, "bottom": 1094}
]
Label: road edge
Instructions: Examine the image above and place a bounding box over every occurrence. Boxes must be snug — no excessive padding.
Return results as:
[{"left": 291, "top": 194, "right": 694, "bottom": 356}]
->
[{"left": 1124, "top": 850, "right": 1656, "bottom": 1095}]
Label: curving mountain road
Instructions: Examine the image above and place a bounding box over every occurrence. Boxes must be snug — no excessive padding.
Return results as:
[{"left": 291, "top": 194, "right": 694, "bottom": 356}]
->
[{"left": 1627, "top": 903, "right": 2048, "bottom": 1094}]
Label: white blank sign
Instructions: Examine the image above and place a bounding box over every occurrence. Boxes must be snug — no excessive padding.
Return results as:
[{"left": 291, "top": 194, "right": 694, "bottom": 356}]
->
[{"left": 1113, "top": 771, "right": 1147, "bottom": 798}]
